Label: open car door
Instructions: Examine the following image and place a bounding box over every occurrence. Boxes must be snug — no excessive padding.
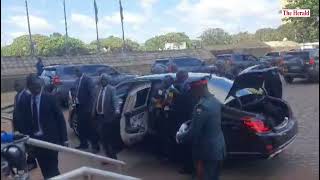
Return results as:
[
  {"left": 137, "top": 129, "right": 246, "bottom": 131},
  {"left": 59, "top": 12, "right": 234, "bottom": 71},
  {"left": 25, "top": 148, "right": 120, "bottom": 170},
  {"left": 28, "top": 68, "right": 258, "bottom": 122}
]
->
[{"left": 120, "top": 81, "right": 151, "bottom": 146}]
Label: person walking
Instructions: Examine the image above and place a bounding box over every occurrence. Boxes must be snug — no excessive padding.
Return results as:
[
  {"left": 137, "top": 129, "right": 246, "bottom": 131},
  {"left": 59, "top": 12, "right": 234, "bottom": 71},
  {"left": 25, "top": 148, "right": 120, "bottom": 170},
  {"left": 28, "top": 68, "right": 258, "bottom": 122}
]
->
[
  {"left": 35, "top": 57, "right": 44, "bottom": 76},
  {"left": 91, "top": 74, "right": 120, "bottom": 160},
  {"left": 73, "top": 68, "right": 100, "bottom": 152},
  {"left": 176, "top": 77, "right": 226, "bottom": 180},
  {"left": 23, "top": 74, "right": 68, "bottom": 179}
]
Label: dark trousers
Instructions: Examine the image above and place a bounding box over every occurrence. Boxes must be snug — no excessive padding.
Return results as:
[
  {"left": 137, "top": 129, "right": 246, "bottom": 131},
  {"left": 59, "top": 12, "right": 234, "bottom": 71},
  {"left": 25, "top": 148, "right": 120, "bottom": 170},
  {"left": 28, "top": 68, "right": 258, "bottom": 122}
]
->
[
  {"left": 195, "top": 160, "right": 221, "bottom": 180},
  {"left": 77, "top": 108, "right": 99, "bottom": 147},
  {"left": 96, "top": 115, "right": 117, "bottom": 159},
  {"left": 34, "top": 147, "right": 60, "bottom": 179}
]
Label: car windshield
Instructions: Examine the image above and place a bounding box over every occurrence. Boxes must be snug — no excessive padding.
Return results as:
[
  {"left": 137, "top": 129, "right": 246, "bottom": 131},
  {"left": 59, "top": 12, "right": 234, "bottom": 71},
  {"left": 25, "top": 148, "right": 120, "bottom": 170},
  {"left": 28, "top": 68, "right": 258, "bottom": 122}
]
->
[
  {"left": 286, "top": 51, "right": 310, "bottom": 60},
  {"left": 207, "top": 77, "right": 252, "bottom": 103},
  {"left": 155, "top": 60, "right": 169, "bottom": 65}
]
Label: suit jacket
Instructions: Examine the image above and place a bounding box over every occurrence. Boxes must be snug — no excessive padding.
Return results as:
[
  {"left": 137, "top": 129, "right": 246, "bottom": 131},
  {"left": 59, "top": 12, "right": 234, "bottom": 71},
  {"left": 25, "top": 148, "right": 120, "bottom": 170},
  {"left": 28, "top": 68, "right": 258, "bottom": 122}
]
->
[
  {"left": 179, "top": 93, "right": 226, "bottom": 161},
  {"left": 91, "top": 85, "right": 120, "bottom": 123},
  {"left": 23, "top": 93, "right": 68, "bottom": 145},
  {"left": 74, "top": 75, "right": 95, "bottom": 112},
  {"left": 12, "top": 89, "right": 31, "bottom": 133}
]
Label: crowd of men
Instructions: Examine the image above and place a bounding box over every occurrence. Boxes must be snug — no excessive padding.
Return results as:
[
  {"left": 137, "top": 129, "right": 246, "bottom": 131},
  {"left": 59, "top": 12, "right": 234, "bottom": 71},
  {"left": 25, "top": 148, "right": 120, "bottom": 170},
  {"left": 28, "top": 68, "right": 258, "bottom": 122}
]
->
[{"left": 12, "top": 65, "right": 226, "bottom": 180}]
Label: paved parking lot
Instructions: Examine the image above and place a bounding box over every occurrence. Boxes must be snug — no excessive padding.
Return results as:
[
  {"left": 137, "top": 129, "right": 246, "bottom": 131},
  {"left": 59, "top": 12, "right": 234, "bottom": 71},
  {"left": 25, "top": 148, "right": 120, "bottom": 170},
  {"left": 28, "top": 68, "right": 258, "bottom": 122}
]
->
[{"left": 1, "top": 79, "right": 319, "bottom": 180}]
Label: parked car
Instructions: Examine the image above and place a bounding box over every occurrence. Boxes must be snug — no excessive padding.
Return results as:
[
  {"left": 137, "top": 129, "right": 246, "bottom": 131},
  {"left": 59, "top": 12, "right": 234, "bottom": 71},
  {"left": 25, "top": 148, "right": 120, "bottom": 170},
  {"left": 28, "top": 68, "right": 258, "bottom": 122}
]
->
[
  {"left": 69, "top": 69, "right": 297, "bottom": 159},
  {"left": 215, "top": 53, "right": 262, "bottom": 78},
  {"left": 280, "top": 49, "right": 319, "bottom": 83},
  {"left": 150, "top": 56, "right": 217, "bottom": 74},
  {"left": 40, "top": 64, "right": 136, "bottom": 106}
]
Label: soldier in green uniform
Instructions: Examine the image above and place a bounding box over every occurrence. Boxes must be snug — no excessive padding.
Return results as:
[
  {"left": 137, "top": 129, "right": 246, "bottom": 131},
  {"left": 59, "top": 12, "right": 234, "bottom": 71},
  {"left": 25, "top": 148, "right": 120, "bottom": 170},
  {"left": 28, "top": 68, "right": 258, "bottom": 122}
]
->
[{"left": 176, "top": 77, "right": 226, "bottom": 180}]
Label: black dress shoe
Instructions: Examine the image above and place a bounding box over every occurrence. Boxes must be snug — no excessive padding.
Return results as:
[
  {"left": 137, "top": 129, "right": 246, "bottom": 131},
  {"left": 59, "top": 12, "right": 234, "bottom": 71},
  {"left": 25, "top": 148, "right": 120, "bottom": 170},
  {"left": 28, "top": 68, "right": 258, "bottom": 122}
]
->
[{"left": 75, "top": 144, "right": 89, "bottom": 150}]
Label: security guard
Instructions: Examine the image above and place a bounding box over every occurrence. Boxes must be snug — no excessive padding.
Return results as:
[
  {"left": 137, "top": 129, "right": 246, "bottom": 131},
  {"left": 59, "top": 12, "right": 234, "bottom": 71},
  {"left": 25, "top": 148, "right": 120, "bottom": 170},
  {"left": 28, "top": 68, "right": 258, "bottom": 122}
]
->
[
  {"left": 91, "top": 74, "right": 120, "bottom": 160},
  {"left": 176, "top": 77, "right": 226, "bottom": 180}
]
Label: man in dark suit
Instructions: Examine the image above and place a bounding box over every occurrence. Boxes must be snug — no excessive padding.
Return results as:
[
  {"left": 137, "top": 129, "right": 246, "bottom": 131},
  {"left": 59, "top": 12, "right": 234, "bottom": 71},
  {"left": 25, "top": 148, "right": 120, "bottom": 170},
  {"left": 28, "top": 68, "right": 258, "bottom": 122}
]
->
[
  {"left": 12, "top": 80, "right": 30, "bottom": 133},
  {"left": 24, "top": 74, "right": 68, "bottom": 179},
  {"left": 177, "top": 77, "right": 226, "bottom": 180},
  {"left": 74, "top": 68, "right": 100, "bottom": 152},
  {"left": 91, "top": 74, "right": 120, "bottom": 159},
  {"left": 12, "top": 80, "right": 38, "bottom": 171}
]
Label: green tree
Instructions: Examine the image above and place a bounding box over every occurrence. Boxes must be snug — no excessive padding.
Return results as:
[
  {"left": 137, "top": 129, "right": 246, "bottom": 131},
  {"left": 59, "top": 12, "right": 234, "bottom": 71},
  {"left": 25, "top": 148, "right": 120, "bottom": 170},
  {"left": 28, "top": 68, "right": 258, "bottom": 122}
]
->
[
  {"left": 144, "top": 32, "right": 191, "bottom": 51},
  {"left": 200, "top": 28, "right": 232, "bottom": 46},
  {"left": 231, "top": 31, "right": 255, "bottom": 44},
  {"left": 91, "top": 36, "right": 140, "bottom": 52},
  {"left": 284, "top": 0, "right": 319, "bottom": 42}
]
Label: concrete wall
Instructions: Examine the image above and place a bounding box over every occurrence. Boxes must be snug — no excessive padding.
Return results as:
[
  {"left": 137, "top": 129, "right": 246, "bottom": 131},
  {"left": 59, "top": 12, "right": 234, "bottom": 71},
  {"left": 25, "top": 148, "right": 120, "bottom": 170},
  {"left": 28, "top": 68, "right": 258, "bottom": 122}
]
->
[{"left": 1, "top": 49, "right": 214, "bottom": 92}]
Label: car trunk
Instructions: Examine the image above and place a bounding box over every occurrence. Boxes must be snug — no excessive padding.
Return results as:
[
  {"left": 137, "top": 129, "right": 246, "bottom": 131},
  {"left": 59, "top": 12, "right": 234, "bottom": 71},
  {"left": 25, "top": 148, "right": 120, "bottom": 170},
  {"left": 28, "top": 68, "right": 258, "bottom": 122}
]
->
[
  {"left": 225, "top": 66, "right": 291, "bottom": 129},
  {"left": 282, "top": 56, "right": 305, "bottom": 73},
  {"left": 226, "top": 94, "right": 291, "bottom": 129}
]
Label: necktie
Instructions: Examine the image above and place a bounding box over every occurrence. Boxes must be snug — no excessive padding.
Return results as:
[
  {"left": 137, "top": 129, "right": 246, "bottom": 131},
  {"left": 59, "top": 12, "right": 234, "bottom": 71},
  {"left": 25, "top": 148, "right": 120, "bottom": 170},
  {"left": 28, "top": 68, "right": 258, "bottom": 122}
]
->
[
  {"left": 97, "top": 88, "right": 103, "bottom": 114},
  {"left": 32, "top": 96, "right": 39, "bottom": 133}
]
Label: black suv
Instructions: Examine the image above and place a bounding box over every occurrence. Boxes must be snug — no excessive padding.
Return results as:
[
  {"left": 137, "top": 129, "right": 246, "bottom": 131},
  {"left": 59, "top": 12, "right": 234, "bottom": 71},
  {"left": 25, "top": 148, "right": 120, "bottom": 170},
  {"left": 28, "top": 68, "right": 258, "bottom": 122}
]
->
[
  {"left": 150, "top": 56, "right": 216, "bottom": 74},
  {"left": 40, "top": 64, "right": 136, "bottom": 106},
  {"left": 215, "top": 53, "right": 261, "bottom": 78},
  {"left": 281, "top": 49, "right": 319, "bottom": 83}
]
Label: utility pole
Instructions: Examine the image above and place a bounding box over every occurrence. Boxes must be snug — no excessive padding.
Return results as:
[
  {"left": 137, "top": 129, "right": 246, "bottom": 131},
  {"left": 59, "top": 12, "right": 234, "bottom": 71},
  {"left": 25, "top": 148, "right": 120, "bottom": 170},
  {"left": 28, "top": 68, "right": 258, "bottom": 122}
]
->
[
  {"left": 94, "top": 0, "right": 100, "bottom": 53},
  {"left": 119, "top": 0, "right": 125, "bottom": 53},
  {"left": 63, "top": 0, "right": 69, "bottom": 55},
  {"left": 25, "top": 0, "right": 34, "bottom": 56}
]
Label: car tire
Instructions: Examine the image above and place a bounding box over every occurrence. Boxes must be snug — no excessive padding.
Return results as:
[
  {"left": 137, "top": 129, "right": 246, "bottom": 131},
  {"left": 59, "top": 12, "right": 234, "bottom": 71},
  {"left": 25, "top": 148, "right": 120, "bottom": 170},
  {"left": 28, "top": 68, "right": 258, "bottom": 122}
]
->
[
  {"left": 70, "top": 113, "right": 79, "bottom": 137},
  {"left": 284, "top": 76, "right": 294, "bottom": 84}
]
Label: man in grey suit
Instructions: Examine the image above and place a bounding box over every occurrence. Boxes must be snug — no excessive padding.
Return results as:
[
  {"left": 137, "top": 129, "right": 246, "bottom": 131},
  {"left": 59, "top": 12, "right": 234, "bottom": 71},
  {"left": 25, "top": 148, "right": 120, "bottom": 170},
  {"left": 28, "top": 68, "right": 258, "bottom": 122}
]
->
[
  {"left": 92, "top": 74, "right": 120, "bottom": 159},
  {"left": 176, "top": 77, "right": 226, "bottom": 180}
]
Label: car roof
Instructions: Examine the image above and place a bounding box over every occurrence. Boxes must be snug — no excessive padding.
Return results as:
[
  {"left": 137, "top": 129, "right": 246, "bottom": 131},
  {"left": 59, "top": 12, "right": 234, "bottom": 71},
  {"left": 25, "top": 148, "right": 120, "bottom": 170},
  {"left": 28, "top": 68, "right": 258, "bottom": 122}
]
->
[
  {"left": 155, "top": 56, "right": 200, "bottom": 61},
  {"left": 44, "top": 64, "right": 111, "bottom": 69},
  {"left": 137, "top": 72, "right": 212, "bottom": 82}
]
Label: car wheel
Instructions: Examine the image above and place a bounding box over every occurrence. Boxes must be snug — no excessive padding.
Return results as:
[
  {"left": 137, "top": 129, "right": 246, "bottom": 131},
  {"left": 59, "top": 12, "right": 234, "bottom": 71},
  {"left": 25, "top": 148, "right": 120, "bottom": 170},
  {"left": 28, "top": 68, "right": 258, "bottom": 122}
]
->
[
  {"left": 71, "top": 113, "right": 79, "bottom": 137},
  {"left": 284, "top": 76, "right": 294, "bottom": 84}
]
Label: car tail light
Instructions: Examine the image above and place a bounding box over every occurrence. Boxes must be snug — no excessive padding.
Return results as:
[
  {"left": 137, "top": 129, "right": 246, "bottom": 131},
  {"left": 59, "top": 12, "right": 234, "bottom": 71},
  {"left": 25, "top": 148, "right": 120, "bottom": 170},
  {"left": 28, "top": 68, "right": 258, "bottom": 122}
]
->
[
  {"left": 309, "top": 58, "right": 315, "bottom": 65},
  {"left": 52, "top": 76, "right": 61, "bottom": 85},
  {"left": 240, "top": 116, "right": 270, "bottom": 133}
]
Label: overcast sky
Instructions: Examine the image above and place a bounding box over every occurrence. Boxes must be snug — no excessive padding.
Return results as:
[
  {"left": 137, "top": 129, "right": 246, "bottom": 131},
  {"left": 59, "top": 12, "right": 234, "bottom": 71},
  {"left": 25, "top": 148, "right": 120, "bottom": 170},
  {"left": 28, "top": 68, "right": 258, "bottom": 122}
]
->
[{"left": 1, "top": 0, "right": 283, "bottom": 45}]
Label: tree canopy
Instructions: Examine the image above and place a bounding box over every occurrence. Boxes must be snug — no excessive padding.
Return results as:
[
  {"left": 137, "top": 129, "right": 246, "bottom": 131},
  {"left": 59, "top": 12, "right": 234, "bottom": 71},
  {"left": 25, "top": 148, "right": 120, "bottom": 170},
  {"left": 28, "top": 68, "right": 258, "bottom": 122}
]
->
[
  {"left": 144, "top": 32, "right": 191, "bottom": 51},
  {"left": 283, "top": 0, "right": 319, "bottom": 42}
]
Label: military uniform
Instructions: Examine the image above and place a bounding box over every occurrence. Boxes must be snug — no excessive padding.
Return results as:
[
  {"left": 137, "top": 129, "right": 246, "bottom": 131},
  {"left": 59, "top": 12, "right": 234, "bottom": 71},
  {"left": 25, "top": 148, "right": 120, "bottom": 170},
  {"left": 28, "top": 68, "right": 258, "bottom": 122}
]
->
[{"left": 177, "top": 93, "right": 226, "bottom": 180}]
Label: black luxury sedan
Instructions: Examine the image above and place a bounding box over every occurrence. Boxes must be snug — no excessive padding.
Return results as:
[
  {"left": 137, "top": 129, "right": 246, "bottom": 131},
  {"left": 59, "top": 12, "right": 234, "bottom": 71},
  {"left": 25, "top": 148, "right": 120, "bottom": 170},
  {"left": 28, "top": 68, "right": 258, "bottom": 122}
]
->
[{"left": 68, "top": 67, "right": 298, "bottom": 160}]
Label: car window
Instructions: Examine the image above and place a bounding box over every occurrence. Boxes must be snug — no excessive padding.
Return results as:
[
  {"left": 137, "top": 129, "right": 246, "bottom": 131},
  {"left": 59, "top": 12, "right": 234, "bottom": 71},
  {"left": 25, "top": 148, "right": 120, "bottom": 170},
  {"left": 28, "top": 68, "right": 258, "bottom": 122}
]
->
[
  {"left": 233, "top": 54, "right": 244, "bottom": 61},
  {"left": 244, "top": 55, "right": 258, "bottom": 61},
  {"left": 173, "top": 58, "right": 202, "bottom": 66},
  {"left": 62, "top": 66, "right": 77, "bottom": 76},
  {"left": 155, "top": 60, "right": 169, "bottom": 65},
  {"left": 266, "top": 52, "right": 279, "bottom": 57},
  {"left": 94, "top": 66, "right": 119, "bottom": 76},
  {"left": 41, "top": 68, "right": 56, "bottom": 77},
  {"left": 134, "top": 88, "right": 149, "bottom": 108},
  {"left": 216, "top": 55, "right": 231, "bottom": 61},
  {"left": 285, "top": 51, "right": 310, "bottom": 60}
]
